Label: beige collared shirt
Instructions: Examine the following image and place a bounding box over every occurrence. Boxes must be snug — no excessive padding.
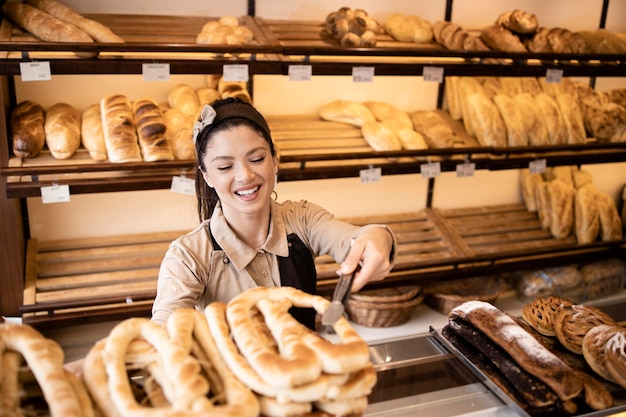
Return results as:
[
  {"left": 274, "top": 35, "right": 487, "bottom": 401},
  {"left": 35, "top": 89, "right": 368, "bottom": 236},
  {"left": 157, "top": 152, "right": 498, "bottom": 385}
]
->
[{"left": 151, "top": 199, "right": 394, "bottom": 325}]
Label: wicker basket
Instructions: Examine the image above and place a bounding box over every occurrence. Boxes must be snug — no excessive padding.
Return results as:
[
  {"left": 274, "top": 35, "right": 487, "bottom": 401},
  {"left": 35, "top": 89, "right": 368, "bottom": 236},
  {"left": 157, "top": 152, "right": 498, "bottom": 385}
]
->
[
  {"left": 424, "top": 276, "right": 503, "bottom": 315},
  {"left": 345, "top": 286, "right": 424, "bottom": 327}
]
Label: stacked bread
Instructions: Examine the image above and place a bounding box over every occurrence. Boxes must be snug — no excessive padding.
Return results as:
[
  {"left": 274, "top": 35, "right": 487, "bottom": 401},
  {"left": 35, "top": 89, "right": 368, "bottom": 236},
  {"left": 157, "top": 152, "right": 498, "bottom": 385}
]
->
[
  {"left": 445, "top": 75, "right": 588, "bottom": 147},
  {"left": 325, "top": 7, "right": 381, "bottom": 47},
  {"left": 196, "top": 16, "right": 254, "bottom": 45},
  {"left": 384, "top": 13, "right": 433, "bottom": 43},
  {"left": 520, "top": 166, "right": 623, "bottom": 243},
  {"left": 2, "top": 0, "right": 123, "bottom": 57},
  {"left": 0, "top": 321, "right": 97, "bottom": 417},
  {"left": 78, "top": 286, "right": 375, "bottom": 417},
  {"left": 521, "top": 296, "right": 626, "bottom": 393},
  {"left": 443, "top": 299, "right": 618, "bottom": 415}
]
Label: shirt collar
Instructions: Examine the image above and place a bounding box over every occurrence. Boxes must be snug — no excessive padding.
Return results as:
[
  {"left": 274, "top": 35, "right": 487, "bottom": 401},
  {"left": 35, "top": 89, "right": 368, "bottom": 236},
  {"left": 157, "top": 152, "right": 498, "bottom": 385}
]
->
[{"left": 210, "top": 201, "right": 290, "bottom": 271}]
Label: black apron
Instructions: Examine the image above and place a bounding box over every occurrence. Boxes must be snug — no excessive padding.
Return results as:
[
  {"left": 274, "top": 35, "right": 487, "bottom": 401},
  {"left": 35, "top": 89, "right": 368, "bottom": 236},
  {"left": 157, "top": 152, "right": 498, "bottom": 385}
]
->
[{"left": 210, "top": 230, "right": 317, "bottom": 329}]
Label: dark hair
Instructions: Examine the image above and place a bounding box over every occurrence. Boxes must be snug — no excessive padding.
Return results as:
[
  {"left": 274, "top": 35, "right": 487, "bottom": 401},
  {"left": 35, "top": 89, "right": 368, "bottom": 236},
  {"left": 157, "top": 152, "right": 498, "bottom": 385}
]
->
[{"left": 194, "top": 97, "right": 276, "bottom": 222}]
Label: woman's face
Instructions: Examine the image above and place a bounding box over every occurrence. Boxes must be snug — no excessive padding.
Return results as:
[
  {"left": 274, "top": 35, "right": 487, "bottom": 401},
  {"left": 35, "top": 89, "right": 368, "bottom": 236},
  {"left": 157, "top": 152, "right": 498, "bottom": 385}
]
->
[{"left": 201, "top": 125, "right": 278, "bottom": 218}]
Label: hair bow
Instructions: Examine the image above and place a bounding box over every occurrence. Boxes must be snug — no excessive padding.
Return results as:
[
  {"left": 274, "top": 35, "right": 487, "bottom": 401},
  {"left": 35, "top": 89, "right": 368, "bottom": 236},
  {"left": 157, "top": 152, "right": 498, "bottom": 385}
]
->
[{"left": 193, "top": 104, "right": 217, "bottom": 144}]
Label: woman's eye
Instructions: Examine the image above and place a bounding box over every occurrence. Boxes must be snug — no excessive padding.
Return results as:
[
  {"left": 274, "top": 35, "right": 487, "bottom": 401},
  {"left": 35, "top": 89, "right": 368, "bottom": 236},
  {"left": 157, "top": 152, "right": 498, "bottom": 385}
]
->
[
  {"left": 250, "top": 156, "right": 265, "bottom": 163},
  {"left": 217, "top": 165, "right": 232, "bottom": 171}
]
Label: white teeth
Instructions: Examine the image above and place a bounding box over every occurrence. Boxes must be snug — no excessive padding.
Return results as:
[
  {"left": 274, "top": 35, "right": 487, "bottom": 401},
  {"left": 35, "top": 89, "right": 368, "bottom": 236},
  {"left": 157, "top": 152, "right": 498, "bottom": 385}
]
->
[{"left": 236, "top": 186, "right": 259, "bottom": 196}]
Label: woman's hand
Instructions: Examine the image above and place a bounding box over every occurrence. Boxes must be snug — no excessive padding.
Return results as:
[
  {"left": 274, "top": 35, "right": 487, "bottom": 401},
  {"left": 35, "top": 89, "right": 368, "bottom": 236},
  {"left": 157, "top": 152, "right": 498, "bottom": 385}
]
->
[{"left": 337, "top": 227, "right": 395, "bottom": 292}]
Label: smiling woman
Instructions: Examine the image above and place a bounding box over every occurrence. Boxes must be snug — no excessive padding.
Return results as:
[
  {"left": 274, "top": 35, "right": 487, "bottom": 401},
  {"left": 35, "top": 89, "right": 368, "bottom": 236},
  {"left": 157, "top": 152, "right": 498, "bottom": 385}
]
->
[{"left": 151, "top": 98, "right": 397, "bottom": 329}]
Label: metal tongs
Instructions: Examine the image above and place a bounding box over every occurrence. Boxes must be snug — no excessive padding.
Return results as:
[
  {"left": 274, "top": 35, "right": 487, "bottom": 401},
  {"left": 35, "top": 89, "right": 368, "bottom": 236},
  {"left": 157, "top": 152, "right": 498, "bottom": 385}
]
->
[{"left": 321, "top": 264, "right": 361, "bottom": 327}]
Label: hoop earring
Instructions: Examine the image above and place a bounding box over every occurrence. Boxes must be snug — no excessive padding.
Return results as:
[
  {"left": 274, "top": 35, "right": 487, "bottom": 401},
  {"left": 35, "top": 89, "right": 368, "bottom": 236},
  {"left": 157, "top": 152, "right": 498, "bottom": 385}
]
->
[{"left": 271, "top": 190, "right": 277, "bottom": 201}]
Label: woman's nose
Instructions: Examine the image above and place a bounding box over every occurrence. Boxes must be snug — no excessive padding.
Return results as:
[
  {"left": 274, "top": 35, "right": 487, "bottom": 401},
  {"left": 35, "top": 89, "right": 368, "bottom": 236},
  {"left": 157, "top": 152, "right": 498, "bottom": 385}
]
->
[{"left": 235, "top": 163, "right": 254, "bottom": 182}]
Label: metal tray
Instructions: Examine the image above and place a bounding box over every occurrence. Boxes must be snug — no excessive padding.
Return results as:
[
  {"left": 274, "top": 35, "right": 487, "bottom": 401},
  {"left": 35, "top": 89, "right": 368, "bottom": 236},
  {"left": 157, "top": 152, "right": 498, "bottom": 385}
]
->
[{"left": 429, "top": 326, "right": 626, "bottom": 417}]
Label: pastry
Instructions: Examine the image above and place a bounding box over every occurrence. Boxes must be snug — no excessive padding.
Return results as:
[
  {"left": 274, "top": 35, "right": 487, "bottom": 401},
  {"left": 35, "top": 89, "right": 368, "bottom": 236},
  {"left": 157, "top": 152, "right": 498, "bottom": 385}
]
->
[
  {"left": 554, "top": 304, "right": 617, "bottom": 354},
  {"left": 132, "top": 98, "right": 174, "bottom": 162},
  {"left": 11, "top": 100, "right": 46, "bottom": 158},
  {"left": 81, "top": 104, "right": 108, "bottom": 161},
  {"left": 100, "top": 94, "right": 142, "bottom": 163},
  {"left": 521, "top": 295, "right": 575, "bottom": 336},
  {"left": 44, "top": 102, "right": 81, "bottom": 160}
]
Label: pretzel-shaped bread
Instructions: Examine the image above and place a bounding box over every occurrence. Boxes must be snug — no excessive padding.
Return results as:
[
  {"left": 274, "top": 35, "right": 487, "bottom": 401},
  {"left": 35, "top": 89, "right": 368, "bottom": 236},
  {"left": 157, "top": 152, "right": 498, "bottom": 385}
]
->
[{"left": 0, "top": 322, "right": 93, "bottom": 417}]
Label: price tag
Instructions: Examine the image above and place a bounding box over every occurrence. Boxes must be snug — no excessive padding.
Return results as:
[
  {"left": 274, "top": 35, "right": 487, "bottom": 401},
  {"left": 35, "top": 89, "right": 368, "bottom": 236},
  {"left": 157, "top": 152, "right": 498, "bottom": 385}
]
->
[
  {"left": 423, "top": 66, "right": 444, "bottom": 83},
  {"left": 456, "top": 162, "right": 475, "bottom": 178},
  {"left": 171, "top": 175, "right": 195, "bottom": 195},
  {"left": 41, "top": 184, "right": 70, "bottom": 203},
  {"left": 19, "top": 61, "right": 51, "bottom": 81},
  {"left": 223, "top": 64, "right": 249, "bottom": 82},
  {"left": 529, "top": 158, "right": 547, "bottom": 174},
  {"left": 352, "top": 67, "right": 374, "bottom": 83},
  {"left": 359, "top": 167, "right": 381, "bottom": 184},
  {"left": 420, "top": 161, "right": 441, "bottom": 178},
  {"left": 545, "top": 69, "right": 564, "bottom": 84},
  {"left": 288, "top": 65, "right": 312, "bottom": 81},
  {"left": 142, "top": 63, "right": 170, "bottom": 81}
]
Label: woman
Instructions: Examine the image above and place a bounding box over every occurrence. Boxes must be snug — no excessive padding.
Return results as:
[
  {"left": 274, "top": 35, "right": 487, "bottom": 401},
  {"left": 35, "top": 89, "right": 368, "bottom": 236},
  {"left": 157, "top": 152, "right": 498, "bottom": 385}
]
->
[{"left": 151, "top": 98, "right": 396, "bottom": 328}]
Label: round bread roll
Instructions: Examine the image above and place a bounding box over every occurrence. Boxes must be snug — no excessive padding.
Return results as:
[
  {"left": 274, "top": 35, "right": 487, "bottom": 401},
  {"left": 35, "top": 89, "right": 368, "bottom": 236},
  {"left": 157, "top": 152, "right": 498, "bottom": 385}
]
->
[
  {"left": 605, "top": 331, "right": 626, "bottom": 389},
  {"left": 582, "top": 324, "right": 626, "bottom": 382},
  {"left": 554, "top": 304, "right": 617, "bottom": 354},
  {"left": 11, "top": 100, "right": 46, "bottom": 158},
  {"left": 521, "top": 295, "right": 574, "bottom": 336}
]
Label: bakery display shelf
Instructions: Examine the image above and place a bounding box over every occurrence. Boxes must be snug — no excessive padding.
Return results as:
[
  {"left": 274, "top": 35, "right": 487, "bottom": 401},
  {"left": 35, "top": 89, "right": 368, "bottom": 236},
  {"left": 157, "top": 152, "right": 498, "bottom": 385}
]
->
[
  {"left": 20, "top": 203, "right": 625, "bottom": 328},
  {"left": 429, "top": 326, "right": 626, "bottom": 417}
]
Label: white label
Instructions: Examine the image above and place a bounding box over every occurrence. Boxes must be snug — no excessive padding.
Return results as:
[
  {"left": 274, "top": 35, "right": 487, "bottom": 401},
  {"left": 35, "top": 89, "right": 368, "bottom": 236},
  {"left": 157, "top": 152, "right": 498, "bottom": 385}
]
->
[
  {"left": 423, "top": 66, "right": 444, "bottom": 83},
  {"left": 223, "top": 64, "right": 249, "bottom": 82},
  {"left": 288, "top": 65, "right": 312, "bottom": 81},
  {"left": 142, "top": 63, "right": 170, "bottom": 81},
  {"left": 456, "top": 162, "right": 476, "bottom": 178},
  {"left": 359, "top": 167, "right": 381, "bottom": 184},
  {"left": 41, "top": 184, "right": 70, "bottom": 203},
  {"left": 19, "top": 62, "right": 51, "bottom": 81},
  {"left": 352, "top": 67, "right": 374, "bottom": 83},
  {"left": 171, "top": 175, "right": 195, "bottom": 195},
  {"left": 529, "top": 159, "right": 547, "bottom": 174},
  {"left": 420, "top": 162, "right": 441, "bottom": 178},
  {"left": 545, "top": 69, "right": 564, "bottom": 84}
]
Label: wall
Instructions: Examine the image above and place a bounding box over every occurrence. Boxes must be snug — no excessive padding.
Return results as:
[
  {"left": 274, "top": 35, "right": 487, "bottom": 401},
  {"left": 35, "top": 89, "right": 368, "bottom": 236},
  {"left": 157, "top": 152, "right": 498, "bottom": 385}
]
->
[{"left": 19, "top": 0, "right": 626, "bottom": 241}]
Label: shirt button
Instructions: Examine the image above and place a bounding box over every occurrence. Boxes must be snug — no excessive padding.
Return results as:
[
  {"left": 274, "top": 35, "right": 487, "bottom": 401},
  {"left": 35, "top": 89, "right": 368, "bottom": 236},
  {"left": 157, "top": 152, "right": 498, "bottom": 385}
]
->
[
  {"left": 261, "top": 271, "right": 268, "bottom": 277},
  {"left": 257, "top": 251, "right": 263, "bottom": 257},
  {"left": 223, "top": 257, "right": 229, "bottom": 264}
]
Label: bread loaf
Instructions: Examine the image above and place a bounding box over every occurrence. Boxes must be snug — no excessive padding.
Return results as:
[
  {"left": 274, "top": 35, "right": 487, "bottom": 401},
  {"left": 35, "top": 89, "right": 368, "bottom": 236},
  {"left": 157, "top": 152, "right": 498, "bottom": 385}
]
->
[
  {"left": 548, "top": 179, "right": 576, "bottom": 239},
  {"left": 535, "top": 92, "right": 567, "bottom": 145},
  {"left": 24, "top": 0, "right": 124, "bottom": 43},
  {"left": 164, "top": 108, "right": 195, "bottom": 160},
  {"left": 464, "top": 93, "right": 506, "bottom": 147},
  {"left": 513, "top": 93, "right": 550, "bottom": 146},
  {"left": 81, "top": 104, "right": 107, "bottom": 161},
  {"left": 100, "top": 94, "right": 142, "bottom": 163},
  {"left": 493, "top": 94, "right": 528, "bottom": 147},
  {"left": 360, "top": 121, "right": 402, "bottom": 151},
  {"left": 44, "top": 102, "right": 81, "bottom": 160},
  {"left": 556, "top": 94, "right": 587, "bottom": 145},
  {"left": 520, "top": 169, "right": 543, "bottom": 212},
  {"left": 520, "top": 77, "right": 543, "bottom": 96},
  {"left": 596, "top": 193, "right": 623, "bottom": 241},
  {"left": 572, "top": 168, "right": 593, "bottom": 189},
  {"left": 445, "top": 76, "right": 463, "bottom": 119},
  {"left": 318, "top": 100, "right": 376, "bottom": 127},
  {"left": 457, "top": 77, "right": 485, "bottom": 135},
  {"left": 495, "top": 10, "right": 539, "bottom": 34},
  {"left": 481, "top": 25, "right": 527, "bottom": 52},
  {"left": 396, "top": 128, "right": 428, "bottom": 150},
  {"left": 550, "top": 166, "right": 574, "bottom": 187},
  {"left": 362, "top": 101, "right": 413, "bottom": 130},
  {"left": 526, "top": 27, "right": 553, "bottom": 53},
  {"left": 384, "top": 13, "right": 432, "bottom": 43},
  {"left": 11, "top": 100, "right": 46, "bottom": 158},
  {"left": 498, "top": 77, "right": 524, "bottom": 96},
  {"left": 535, "top": 181, "right": 552, "bottom": 231},
  {"left": 168, "top": 84, "right": 200, "bottom": 121},
  {"left": 2, "top": 2, "right": 94, "bottom": 58},
  {"left": 574, "top": 185, "right": 600, "bottom": 244},
  {"left": 132, "top": 98, "right": 174, "bottom": 162},
  {"left": 409, "top": 111, "right": 459, "bottom": 148}
]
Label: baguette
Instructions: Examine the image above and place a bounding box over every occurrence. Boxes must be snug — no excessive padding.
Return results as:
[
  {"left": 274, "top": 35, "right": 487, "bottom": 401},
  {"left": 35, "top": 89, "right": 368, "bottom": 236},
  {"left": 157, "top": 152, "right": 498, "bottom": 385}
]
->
[
  {"left": 81, "top": 104, "right": 108, "bottom": 161},
  {"left": 2, "top": 2, "right": 94, "bottom": 58},
  {"left": 449, "top": 301, "right": 584, "bottom": 402},
  {"left": 11, "top": 100, "right": 46, "bottom": 158},
  {"left": 100, "top": 94, "right": 142, "bottom": 163},
  {"left": 24, "top": 0, "right": 124, "bottom": 43},
  {"left": 44, "top": 102, "right": 81, "bottom": 159},
  {"left": 132, "top": 98, "right": 174, "bottom": 162}
]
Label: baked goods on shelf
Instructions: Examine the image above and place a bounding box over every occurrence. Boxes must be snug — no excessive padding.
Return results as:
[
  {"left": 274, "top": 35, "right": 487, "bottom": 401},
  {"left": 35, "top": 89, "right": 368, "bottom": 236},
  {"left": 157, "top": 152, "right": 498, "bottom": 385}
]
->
[
  {"left": 44, "top": 102, "right": 81, "bottom": 159},
  {"left": 345, "top": 285, "right": 424, "bottom": 327},
  {"left": 424, "top": 276, "right": 503, "bottom": 314},
  {"left": 553, "top": 304, "right": 617, "bottom": 354},
  {"left": 10, "top": 100, "right": 46, "bottom": 159},
  {"left": 132, "top": 98, "right": 175, "bottom": 162},
  {"left": 325, "top": 7, "right": 381, "bottom": 47},
  {"left": 196, "top": 16, "right": 254, "bottom": 45},
  {"left": 318, "top": 100, "right": 376, "bottom": 127},
  {"left": 80, "top": 103, "right": 108, "bottom": 161},
  {"left": 384, "top": 13, "right": 433, "bottom": 43},
  {"left": 100, "top": 94, "right": 142, "bottom": 163}
]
